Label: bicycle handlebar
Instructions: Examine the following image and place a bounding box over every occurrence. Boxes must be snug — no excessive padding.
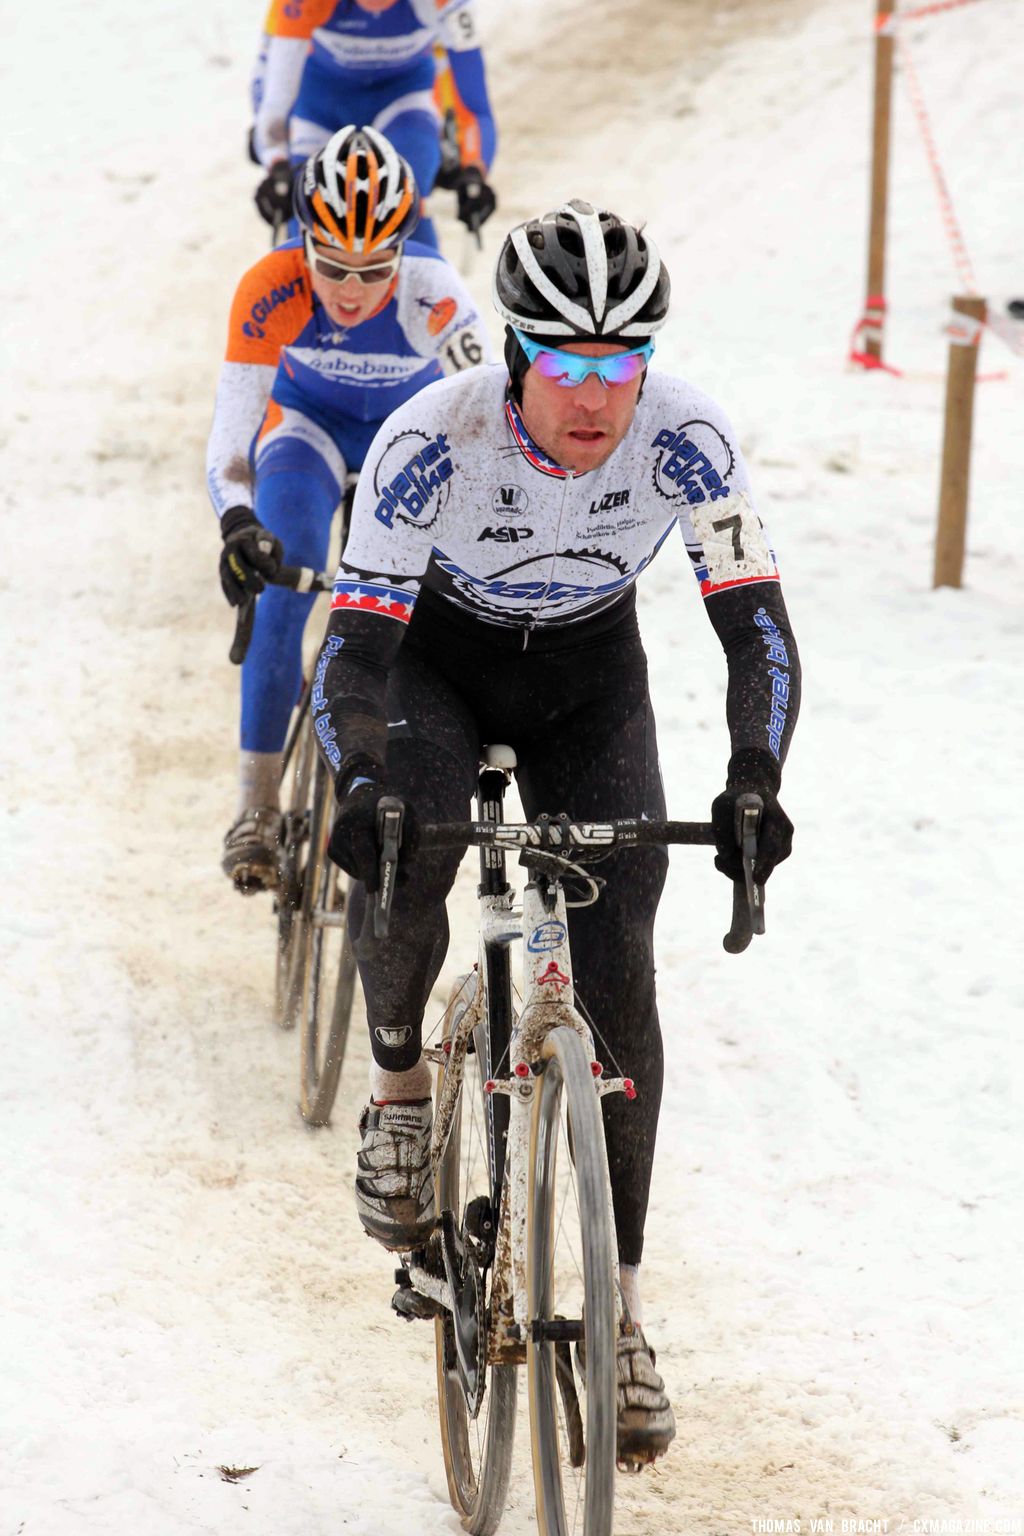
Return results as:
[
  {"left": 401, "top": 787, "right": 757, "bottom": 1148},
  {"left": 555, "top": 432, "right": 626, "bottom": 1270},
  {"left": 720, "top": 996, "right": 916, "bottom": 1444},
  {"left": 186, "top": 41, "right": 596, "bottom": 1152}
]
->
[
  {"left": 229, "top": 565, "right": 332, "bottom": 666},
  {"left": 373, "top": 798, "right": 767, "bottom": 954},
  {"left": 415, "top": 818, "right": 716, "bottom": 851}
]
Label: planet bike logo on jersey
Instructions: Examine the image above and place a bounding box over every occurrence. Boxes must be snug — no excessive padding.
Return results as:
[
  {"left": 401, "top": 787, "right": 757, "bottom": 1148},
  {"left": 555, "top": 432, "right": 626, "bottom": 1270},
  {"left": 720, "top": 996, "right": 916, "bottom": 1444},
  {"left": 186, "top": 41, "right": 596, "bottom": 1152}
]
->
[
  {"left": 651, "top": 419, "right": 734, "bottom": 505},
  {"left": 310, "top": 635, "right": 344, "bottom": 772},
  {"left": 373, "top": 429, "right": 455, "bottom": 529},
  {"left": 754, "top": 607, "right": 792, "bottom": 761}
]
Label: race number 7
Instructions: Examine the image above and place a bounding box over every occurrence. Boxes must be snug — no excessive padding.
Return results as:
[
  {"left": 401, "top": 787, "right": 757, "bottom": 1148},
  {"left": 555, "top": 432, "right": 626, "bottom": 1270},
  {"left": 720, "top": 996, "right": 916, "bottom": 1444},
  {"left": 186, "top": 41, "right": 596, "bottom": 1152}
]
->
[{"left": 712, "top": 513, "right": 744, "bottom": 562}]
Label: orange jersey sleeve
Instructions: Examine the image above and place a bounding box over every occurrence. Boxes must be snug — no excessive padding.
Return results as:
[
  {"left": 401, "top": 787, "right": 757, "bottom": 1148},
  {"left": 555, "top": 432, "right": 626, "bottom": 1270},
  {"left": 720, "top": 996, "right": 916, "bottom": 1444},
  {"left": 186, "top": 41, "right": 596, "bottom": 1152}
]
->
[
  {"left": 225, "top": 245, "right": 313, "bottom": 366},
  {"left": 264, "top": 0, "right": 335, "bottom": 41}
]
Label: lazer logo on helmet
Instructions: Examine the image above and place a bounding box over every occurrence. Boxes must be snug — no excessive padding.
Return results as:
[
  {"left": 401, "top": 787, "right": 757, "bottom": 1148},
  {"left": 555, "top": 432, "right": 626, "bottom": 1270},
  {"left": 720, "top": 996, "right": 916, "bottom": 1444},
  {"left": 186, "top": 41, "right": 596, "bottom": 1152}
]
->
[
  {"left": 373, "top": 430, "right": 454, "bottom": 529},
  {"left": 242, "top": 276, "right": 307, "bottom": 340},
  {"left": 651, "top": 421, "right": 734, "bottom": 506}
]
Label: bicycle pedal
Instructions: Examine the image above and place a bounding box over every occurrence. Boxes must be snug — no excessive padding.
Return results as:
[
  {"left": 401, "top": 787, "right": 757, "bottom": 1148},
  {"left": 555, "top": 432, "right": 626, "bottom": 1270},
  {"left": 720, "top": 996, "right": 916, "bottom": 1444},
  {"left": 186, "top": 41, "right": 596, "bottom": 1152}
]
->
[
  {"left": 391, "top": 1283, "right": 443, "bottom": 1322},
  {"left": 232, "top": 867, "right": 278, "bottom": 897}
]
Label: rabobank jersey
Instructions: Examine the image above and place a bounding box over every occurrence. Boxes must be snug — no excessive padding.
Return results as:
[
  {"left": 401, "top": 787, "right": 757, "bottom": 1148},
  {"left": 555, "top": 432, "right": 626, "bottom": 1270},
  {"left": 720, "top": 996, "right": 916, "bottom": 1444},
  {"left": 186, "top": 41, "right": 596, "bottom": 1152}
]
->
[
  {"left": 271, "top": 0, "right": 478, "bottom": 77},
  {"left": 312, "top": 364, "right": 799, "bottom": 781},
  {"left": 335, "top": 364, "right": 781, "bottom": 631},
  {"left": 206, "top": 238, "right": 490, "bottom": 517},
  {"left": 254, "top": 0, "right": 494, "bottom": 170}
]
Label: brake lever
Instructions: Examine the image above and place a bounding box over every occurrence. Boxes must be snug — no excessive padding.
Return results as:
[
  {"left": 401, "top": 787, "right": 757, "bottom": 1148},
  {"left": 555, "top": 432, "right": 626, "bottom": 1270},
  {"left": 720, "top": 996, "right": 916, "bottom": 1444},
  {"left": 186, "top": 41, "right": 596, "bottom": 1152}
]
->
[
  {"left": 374, "top": 795, "right": 405, "bottom": 939},
  {"left": 738, "top": 795, "right": 766, "bottom": 937},
  {"left": 722, "top": 792, "right": 766, "bottom": 954},
  {"left": 229, "top": 596, "right": 256, "bottom": 666}
]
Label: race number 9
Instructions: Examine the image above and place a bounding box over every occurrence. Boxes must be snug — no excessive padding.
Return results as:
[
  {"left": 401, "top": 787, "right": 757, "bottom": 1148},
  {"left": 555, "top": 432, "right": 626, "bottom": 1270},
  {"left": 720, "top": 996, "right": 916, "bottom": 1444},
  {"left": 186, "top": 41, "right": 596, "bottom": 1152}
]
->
[{"left": 448, "top": 5, "right": 477, "bottom": 47}]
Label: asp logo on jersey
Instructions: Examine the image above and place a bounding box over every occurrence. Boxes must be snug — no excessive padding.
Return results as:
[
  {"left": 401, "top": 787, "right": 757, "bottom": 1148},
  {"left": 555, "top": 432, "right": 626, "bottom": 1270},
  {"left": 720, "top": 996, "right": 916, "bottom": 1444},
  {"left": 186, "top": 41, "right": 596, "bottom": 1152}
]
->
[
  {"left": 651, "top": 419, "right": 734, "bottom": 506},
  {"left": 373, "top": 430, "right": 454, "bottom": 529}
]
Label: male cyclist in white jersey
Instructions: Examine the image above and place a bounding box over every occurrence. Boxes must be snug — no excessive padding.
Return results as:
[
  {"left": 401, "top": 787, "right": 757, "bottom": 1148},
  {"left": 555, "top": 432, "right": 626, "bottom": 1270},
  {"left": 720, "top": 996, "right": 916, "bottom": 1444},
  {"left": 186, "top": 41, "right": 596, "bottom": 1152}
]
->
[{"left": 310, "top": 200, "right": 802, "bottom": 1463}]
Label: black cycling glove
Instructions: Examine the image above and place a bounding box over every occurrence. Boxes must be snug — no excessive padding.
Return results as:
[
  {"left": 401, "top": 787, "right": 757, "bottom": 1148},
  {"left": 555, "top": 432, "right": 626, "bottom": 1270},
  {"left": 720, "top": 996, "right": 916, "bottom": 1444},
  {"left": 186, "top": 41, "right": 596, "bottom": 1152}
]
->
[
  {"left": 219, "top": 506, "right": 284, "bottom": 607},
  {"left": 454, "top": 167, "right": 497, "bottom": 232},
  {"left": 711, "top": 748, "right": 793, "bottom": 885},
  {"left": 254, "top": 161, "right": 296, "bottom": 228},
  {"left": 328, "top": 767, "right": 418, "bottom": 894}
]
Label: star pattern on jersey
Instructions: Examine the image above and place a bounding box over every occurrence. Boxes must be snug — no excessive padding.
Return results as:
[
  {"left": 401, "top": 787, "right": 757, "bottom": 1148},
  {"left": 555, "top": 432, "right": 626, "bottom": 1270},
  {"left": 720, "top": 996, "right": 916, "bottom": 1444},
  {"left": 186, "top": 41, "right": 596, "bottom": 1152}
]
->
[
  {"left": 330, "top": 579, "right": 416, "bottom": 623},
  {"left": 504, "top": 398, "right": 570, "bottom": 478}
]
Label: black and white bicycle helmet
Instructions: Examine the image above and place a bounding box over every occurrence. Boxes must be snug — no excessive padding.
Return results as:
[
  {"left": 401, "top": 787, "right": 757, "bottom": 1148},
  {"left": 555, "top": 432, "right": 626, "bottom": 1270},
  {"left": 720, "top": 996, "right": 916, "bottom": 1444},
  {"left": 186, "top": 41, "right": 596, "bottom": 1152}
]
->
[
  {"left": 493, "top": 199, "right": 671, "bottom": 340},
  {"left": 294, "top": 124, "right": 420, "bottom": 254}
]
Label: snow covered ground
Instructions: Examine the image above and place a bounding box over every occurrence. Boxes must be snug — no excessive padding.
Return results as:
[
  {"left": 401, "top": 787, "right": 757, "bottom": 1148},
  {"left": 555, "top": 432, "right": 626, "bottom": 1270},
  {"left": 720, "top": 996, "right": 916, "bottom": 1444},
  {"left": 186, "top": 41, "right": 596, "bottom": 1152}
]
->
[{"left": 2, "top": 0, "right": 1023, "bottom": 1531}]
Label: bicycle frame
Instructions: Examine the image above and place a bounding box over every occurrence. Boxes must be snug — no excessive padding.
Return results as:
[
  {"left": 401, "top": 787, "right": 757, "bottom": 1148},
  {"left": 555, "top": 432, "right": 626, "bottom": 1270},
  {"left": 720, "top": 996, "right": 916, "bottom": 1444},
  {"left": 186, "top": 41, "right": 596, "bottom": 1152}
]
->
[{"left": 409, "top": 772, "right": 631, "bottom": 1361}]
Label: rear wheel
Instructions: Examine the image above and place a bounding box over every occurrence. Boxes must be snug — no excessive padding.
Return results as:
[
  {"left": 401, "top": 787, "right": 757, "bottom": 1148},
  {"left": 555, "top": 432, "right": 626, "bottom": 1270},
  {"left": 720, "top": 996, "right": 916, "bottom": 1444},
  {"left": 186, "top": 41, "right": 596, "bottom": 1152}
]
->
[
  {"left": 527, "top": 1026, "right": 617, "bottom": 1536},
  {"left": 298, "top": 757, "right": 358, "bottom": 1126},
  {"left": 435, "top": 972, "right": 517, "bottom": 1535}
]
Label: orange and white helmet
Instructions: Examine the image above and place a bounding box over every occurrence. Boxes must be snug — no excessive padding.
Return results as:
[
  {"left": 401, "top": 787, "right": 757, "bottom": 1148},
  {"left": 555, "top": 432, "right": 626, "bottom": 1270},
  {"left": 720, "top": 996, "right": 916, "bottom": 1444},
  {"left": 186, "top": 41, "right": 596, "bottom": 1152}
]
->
[{"left": 294, "top": 125, "right": 420, "bottom": 255}]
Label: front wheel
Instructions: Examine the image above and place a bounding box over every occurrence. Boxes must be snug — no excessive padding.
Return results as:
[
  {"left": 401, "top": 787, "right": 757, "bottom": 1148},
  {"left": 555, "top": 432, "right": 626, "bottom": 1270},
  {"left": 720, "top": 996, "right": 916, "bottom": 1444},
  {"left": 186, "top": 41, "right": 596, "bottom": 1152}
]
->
[
  {"left": 527, "top": 1026, "right": 617, "bottom": 1536},
  {"left": 435, "top": 972, "right": 517, "bottom": 1535},
  {"left": 274, "top": 700, "right": 317, "bottom": 1029},
  {"left": 298, "top": 757, "right": 358, "bottom": 1126}
]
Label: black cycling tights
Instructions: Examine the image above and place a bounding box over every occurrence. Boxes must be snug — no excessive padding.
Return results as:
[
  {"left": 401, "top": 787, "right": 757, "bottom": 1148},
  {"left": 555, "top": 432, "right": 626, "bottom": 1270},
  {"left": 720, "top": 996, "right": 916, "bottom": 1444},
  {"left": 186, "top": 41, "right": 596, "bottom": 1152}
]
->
[{"left": 347, "top": 597, "right": 668, "bottom": 1265}]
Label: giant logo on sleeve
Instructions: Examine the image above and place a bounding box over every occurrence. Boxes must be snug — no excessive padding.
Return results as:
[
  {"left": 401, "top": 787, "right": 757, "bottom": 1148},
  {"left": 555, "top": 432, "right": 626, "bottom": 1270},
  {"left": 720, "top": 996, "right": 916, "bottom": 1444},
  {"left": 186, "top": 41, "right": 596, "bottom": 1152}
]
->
[{"left": 651, "top": 419, "right": 735, "bottom": 506}]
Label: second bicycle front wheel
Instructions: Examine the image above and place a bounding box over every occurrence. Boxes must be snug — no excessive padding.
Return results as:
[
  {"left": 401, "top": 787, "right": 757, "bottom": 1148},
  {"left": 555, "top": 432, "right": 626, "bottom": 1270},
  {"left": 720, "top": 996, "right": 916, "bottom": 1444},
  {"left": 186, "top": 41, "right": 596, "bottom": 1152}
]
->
[
  {"left": 299, "top": 757, "right": 358, "bottom": 1126},
  {"left": 274, "top": 698, "right": 317, "bottom": 1029},
  {"left": 527, "top": 1025, "right": 617, "bottom": 1536},
  {"left": 435, "top": 971, "right": 517, "bottom": 1535}
]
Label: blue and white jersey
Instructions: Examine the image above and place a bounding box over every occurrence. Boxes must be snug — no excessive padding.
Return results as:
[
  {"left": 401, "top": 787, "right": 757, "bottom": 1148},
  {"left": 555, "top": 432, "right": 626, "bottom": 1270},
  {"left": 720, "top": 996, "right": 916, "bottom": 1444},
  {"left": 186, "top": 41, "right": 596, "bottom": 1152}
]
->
[
  {"left": 253, "top": 0, "right": 494, "bottom": 170},
  {"left": 206, "top": 237, "right": 491, "bottom": 517}
]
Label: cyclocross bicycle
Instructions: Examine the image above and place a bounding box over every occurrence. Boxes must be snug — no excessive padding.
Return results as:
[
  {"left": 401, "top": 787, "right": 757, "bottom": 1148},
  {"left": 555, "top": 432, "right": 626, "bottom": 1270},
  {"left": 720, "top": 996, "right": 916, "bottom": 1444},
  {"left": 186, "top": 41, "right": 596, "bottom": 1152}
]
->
[
  {"left": 229, "top": 479, "right": 359, "bottom": 1126},
  {"left": 372, "top": 745, "right": 764, "bottom": 1536}
]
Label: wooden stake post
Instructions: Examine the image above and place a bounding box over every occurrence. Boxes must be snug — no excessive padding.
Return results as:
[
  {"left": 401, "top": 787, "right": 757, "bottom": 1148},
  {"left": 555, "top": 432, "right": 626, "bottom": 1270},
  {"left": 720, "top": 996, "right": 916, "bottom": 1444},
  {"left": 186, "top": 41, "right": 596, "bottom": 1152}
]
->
[
  {"left": 864, "top": 0, "right": 896, "bottom": 363},
  {"left": 933, "top": 296, "right": 986, "bottom": 589}
]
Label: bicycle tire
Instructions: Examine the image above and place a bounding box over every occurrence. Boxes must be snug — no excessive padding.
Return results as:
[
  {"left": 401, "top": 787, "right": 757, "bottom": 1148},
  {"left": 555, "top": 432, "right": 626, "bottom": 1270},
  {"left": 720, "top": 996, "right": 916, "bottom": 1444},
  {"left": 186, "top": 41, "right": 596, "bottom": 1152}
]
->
[
  {"left": 274, "top": 700, "right": 317, "bottom": 1030},
  {"left": 435, "top": 972, "right": 517, "bottom": 1535},
  {"left": 527, "top": 1026, "right": 617, "bottom": 1536},
  {"left": 298, "top": 756, "right": 358, "bottom": 1126}
]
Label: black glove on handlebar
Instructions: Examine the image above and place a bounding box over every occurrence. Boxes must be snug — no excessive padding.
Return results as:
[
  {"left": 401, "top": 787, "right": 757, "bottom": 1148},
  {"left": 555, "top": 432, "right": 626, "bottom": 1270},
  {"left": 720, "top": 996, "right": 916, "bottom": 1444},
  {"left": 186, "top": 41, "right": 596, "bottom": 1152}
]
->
[
  {"left": 254, "top": 161, "right": 296, "bottom": 227},
  {"left": 454, "top": 166, "right": 497, "bottom": 231},
  {"left": 712, "top": 748, "right": 793, "bottom": 884},
  {"left": 219, "top": 506, "right": 284, "bottom": 607},
  {"left": 328, "top": 769, "right": 419, "bottom": 893}
]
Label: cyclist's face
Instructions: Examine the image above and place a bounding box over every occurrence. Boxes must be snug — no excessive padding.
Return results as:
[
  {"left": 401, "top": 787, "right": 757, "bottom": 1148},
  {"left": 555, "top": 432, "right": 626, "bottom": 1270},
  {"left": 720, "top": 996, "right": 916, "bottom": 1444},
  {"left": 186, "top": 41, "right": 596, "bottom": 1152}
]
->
[
  {"left": 307, "top": 242, "right": 398, "bottom": 328},
  {"left": 519, "top": 342, "right": 644, "bottom": 474}
]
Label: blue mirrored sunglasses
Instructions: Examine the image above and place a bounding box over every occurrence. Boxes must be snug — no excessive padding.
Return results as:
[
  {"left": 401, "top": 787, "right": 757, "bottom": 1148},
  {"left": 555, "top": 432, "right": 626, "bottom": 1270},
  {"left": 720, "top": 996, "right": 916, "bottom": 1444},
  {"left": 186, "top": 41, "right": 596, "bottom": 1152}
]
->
[{"left": 514, "top": 328, "right": 654, "bottom": 387}]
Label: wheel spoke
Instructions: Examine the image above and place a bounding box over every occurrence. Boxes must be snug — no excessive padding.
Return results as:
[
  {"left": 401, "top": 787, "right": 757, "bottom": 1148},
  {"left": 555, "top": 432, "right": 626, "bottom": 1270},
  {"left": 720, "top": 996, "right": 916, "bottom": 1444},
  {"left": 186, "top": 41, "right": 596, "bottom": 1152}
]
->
[
  {"left": 528, "top": 1027, "right": 616, "bottom": 1536},
  {"left": 435, "top": 973, "right": 516, "bottom": 1534},
  {"left": 299, "top": 760, "right": 358, "bottom": 1126}
]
